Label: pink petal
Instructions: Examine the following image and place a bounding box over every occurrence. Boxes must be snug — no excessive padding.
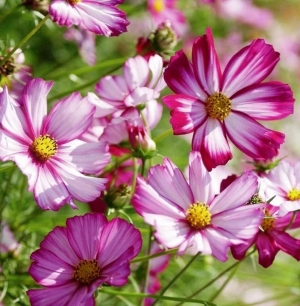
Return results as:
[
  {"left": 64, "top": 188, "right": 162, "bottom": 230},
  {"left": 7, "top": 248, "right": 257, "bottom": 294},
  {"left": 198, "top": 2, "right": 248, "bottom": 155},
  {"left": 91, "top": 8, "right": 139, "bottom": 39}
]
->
[
  {"left": 192, "top": 28, "right": 221, "bottom": 95},
  {"left": 178, "top": 230, "right": 211, "bottom": 256},
  {"left": 66, "top": 213, "right": 108, "bottom": 260},
  {"left": 148, "top": 54, "right": 165, "bottom": 90},
  {"left": 222, "top": 39, "right": 279, "bottom": 97},
  {"left": 231, "top": 82, "right": 294, "bottom": 120},
  {"left": 124, "top": 87, "right": 158, "bottom": 107},
  {"left": 192, "top": 118, "right": 232, "bottom": 171},
  {"left": 97, "top": 218, "right": 142, "bottom": 267},
  {"left": 256, "top": 233, "right": 278, "bottom": 268},
  {"left": 225, "top": 112, "right": 284, "bottom": 160},
  {"left": 147, "top": 158, "right": 193, "bottom": 209},
  {"left": 231, "top": 235, "right": 256, "bottom": 260},
  {"left": 44, "top": 93, "right": 95, "bottom": 143},
  {"left": 164, "top": 50, "right": 207, "bottom": 99},
  {"left": 163, "top": 94, "right": 207, "bottom": 134},
  {"left": 210, "top": 171, "right": 258, "bottom": 214},
  {"left": 23, "top": 78, "right": 53, "bottom": 137},
  {"left": 86, "top": 93, "right": 116, "bottom": 117},
  {"left": 58, "top": 139, "right": 110, "bottom": 174},
  {"left": 188, "top": 151, "right": 215, "bottom": 202},
  {"left": 132, "top": 177, "right": 186, "bottom": 222}
]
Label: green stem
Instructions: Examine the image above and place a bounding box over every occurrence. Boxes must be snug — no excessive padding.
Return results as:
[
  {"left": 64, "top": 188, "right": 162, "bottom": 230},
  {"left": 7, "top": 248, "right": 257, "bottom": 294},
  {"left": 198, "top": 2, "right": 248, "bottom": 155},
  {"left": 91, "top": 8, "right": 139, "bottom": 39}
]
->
[
  {"left": 284, "top": 211, "right": 297, "bottom": 231},
  {"left": 100, "top": 288, "right": 217, "bottom": 305},
  {"left": 152, "top": 253, "right": 200, "bottom": 306},
  {"left": 130, "top": 157, "right": 139, "bottom": 198},
  {"left": 153, "top": 129, "right": 173, "bottom": 143},
  {"left": 0, "top": 14, "right": 50, "bottom": 67},
  {"left": 131, "top": 249, "right": 177, "bottom": 264},
  {"left": 174, "top": 249, "right": 256, "bottom": 306}
]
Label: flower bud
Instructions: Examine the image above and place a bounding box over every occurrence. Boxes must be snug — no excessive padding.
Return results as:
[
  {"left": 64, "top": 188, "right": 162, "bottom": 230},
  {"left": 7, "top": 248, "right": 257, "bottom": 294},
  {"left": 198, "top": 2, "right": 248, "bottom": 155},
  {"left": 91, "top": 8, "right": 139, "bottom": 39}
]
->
[
  {"left": 105, "top": 184, "right": 132, "bottom": 209},
  {"left": 151, "top": 21, "right": 177, "bottom": 52}
]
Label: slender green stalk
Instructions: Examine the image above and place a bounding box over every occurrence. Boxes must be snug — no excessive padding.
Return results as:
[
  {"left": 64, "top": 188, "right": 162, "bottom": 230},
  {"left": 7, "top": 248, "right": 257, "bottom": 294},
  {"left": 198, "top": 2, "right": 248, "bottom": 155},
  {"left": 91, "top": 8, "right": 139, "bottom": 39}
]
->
[
  {"left": 284, "top": 211, "right": 297, "bottom": 231},
  {"left": 131, "top": 249, "right": 177, "bottom": 264},
  {"left": 152, "top": 253, "right": 200, "bottom": 306},
  {"left": 175, "top": 250, "right": 256, "bottom": 306},
  {"left": 153, "top": 129, "right": 173, "bottom": 143},
  {"left": 0, "top": 14, "right": 50, "bottom": 67},
  {"left": 100, "top": 288, "right": 217, "bottom": 305},
  {"left": 130, "top": 157, "right": 139, "bottom": 198}
]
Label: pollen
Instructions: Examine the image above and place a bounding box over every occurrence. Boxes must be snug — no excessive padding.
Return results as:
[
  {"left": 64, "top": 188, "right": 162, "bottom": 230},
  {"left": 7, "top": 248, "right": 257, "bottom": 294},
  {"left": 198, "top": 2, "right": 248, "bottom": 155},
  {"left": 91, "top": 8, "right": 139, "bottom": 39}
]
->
[
  {"left": 186, "top": 202, "right": 211, "bottom": 230},
  {"left": 260, "top": 209, "right": 275, "bottom": 232},
  {"left": 67, "top": 0, "right": 81, "bottom": 5},
  {"left": 153, "top": 0, "right": 165, "bottom": 12},
  {"left": 30, "top": 134, "right": 58, "bottom": 162},
  {"left": 73, "top": 259, "right": 101, "bottom": 285},
  {"left": 287, "top": 188, "right": 300, "bottom": 201},
  {"left": 205, "top": 92, "right": 232, "bottom": 121}
]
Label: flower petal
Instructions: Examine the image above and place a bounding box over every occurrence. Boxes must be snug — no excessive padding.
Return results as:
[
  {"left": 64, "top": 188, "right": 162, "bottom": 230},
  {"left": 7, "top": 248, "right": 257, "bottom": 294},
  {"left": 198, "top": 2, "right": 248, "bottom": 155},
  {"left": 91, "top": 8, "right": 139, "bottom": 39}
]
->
[
  {"left": 192, "top": 118, "right": 232, "bottom": 171},
  {"left": 23, "top": 78, "right": 53, "bottom": 137},
  {"left": 256, "top": 233, "right": 278, "bottom": 268},
  {"left": 164, "top": 50, "right": 207, "bottom": 99},
  {"left": 231, "top": 82, "right": 294, "bottom": 120},
  {"left": 44, "top": 93, "right": 95, "bottom": 143},
  {"left": 225, "top": 112, "right": 284, "bottom": 160},
  {"left": 192, "top": 28, "right": 221, "bottom": 95},
  {"left": 222, "top": 39, "right": 279, "bottom": 97},
  {"left": 163, "top": 94, "right": 207, "bottom": 134},
  {"left": 148, "top": 158, "right": 194, "bottom": 209}
]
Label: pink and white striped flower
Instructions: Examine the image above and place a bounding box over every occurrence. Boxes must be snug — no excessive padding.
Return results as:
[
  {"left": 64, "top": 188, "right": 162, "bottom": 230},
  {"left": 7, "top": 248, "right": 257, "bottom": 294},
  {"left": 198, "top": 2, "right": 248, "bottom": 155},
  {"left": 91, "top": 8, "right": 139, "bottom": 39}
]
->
[
  {"left": 263, "top": 160, "right": 300, "bottom": 216},
  {"left": 163, "top": 28, "right": 294, "bottom": 171},
  {"left": 0, "top": 78, "right": 110, "bottom": 210},
  {"left": 132, "top": 151, "right": 264, "bottom": 262},
  {"left": 27, "top": 213, "right": 142, "bottom": 306},
  {"left": 49, "top": 0, "right": 129, "bottom": 36}
]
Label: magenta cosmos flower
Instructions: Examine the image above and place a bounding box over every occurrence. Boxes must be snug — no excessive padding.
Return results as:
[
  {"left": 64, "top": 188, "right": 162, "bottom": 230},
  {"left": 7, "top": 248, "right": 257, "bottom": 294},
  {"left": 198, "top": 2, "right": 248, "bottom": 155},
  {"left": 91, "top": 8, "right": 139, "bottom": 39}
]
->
[
  {"left": 49, "top": 0, "right": 129, "bottom": 36},
  {"left": 27, "top": 213, "right": 142, "bottom": 306},
  {"left": 0, "top": 78, "right": 110, "bottom": 210},
  {"left": 163, "top": 28, "right": 294, "bottom": 171},
  {"left": 231, "top": 204, "right": 300, "bottom": 268},
  {"left": 132, "top": 151, "right": 264, "bottom": 261}
]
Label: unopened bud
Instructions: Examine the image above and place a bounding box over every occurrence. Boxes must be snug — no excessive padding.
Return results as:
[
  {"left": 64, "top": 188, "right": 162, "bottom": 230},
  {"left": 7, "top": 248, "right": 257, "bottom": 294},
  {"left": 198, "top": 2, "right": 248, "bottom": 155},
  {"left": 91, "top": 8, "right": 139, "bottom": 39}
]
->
[
  {"left": 105, "top": 184, "right": 132, "bottom": 209},
  {"left": 151, "top": 21, "right": 177, "bottom": 52}
]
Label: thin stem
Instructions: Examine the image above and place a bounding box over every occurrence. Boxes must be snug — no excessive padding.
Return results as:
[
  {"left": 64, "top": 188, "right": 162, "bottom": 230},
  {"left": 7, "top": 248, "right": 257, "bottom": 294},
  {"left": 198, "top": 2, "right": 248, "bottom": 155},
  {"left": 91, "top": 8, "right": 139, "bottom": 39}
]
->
[
  {"left": 0, "top": 14, "right": 50, "bottom": 66},
  {"left": 130, "top": 157, "right": 139, "bottom": 198},
  {"left": 153, "top": 129, "right": 173, "bottom": 143},
  {"left": 284, "top": 211, "right": 297, "bottom": 231},
  {"left": 131, "top": 249, "right": 177, "bottom": 264},
  {"left": 152, "top": 253, "right": 200, "bottom": 306},
  {"left": 174, "top": 249, "right": 256, "bottom": 306}
]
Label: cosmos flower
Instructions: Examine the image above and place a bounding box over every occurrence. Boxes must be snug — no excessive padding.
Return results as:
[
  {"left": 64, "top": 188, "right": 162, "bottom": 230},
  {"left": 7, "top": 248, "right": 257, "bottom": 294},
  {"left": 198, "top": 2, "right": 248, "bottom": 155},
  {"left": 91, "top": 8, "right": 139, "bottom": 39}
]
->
[
  {"left": 263, "top": 160, "right": 300, "bottom": 216},
  {"left": 27, "top": 213, "right": 142, "bottom": 305},
  {"left": 163, "top": 28, "right": 294, "bottom": 171},
  {"left": 231, "top": 203, "right": 300, "bottom": 268},
  {"left": 132, "top": 151, "right": 264, "bottom": 262},
  {"left": 49, "top": 0, "right": 129, "bottom": 36},
  {"left": 0, "top": 78, "right": 110, "bottom": 210}
]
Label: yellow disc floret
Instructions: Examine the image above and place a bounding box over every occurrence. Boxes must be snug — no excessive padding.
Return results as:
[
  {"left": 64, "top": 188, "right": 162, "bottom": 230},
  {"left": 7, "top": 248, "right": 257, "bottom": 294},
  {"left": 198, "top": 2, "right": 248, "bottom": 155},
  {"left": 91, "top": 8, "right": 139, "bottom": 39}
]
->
[
  {"left": 186, "top": 202, "right": 211, "bottom": 230},
  {"left": 153, "top": 0, "right": 165, "bottom": 12},
  {"left": 260, "top": 209, "right": 275, "bottom": 232},
  {"left": 30, "top": 134, "right": 58, "bottom": 162},
  {"left": 205, "top": 92, "right": 232, "bottom": 121},
  {"left": 67, "top": 0, "right": 81, "bottom": 5},
  {"left": 73, "top": 259, "right": 101, "bottom": 285},
  {"left": 287, "top": 188, "right": 300, "bottom": 201}
]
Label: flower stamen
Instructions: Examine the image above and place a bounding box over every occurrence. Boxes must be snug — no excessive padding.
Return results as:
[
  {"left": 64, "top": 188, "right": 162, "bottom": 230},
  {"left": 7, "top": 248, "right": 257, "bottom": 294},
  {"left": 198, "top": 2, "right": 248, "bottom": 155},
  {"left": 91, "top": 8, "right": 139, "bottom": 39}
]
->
[
  {"left": 186, "top": 202, "right": 211, "bottom": 230},
  {"left": 287, "top": 188, "right": 300, "bottom": 201},
  {"left": 30, "top": 134, "right": 58, "bottom": 162},
  {"left": 260, "top": 209, "right": 275, "bottom": 232},
  {"left": 73, "top": 259, "right": 101, "bottom": 285},
  {"left": 206, "top": 92, "right": 232, "bottom": 121},
  {"left": 153, "top": 0, "right": 165, "bottom": 12}
]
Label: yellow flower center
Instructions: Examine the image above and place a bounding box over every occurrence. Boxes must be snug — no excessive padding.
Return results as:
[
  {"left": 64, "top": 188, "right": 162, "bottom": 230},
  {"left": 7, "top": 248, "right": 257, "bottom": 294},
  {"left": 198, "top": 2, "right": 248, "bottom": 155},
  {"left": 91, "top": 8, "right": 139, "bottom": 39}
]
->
[
  {"left": 153, "top": 0, "right": 165, "bottom": 12},
  {"left": 186, "top": 202, "right": 211, "bottom": 230},
  {"left": 260, "top": 209, "right": 275, "bottom": 232},
  {"left": 30, "top": 134, "right": 58, "bottom": 162},
  {"left": 205, "top": 92, "right": 232, "bottom": 121},
  {"left": 67, "top": 0, "right": 81, "bottom": 5},
  {"left": 287, "top": 188, "right": 300, "bottom": 201},
  {"left": 73, "top": 259, "right": 101, "bottom": 285}
]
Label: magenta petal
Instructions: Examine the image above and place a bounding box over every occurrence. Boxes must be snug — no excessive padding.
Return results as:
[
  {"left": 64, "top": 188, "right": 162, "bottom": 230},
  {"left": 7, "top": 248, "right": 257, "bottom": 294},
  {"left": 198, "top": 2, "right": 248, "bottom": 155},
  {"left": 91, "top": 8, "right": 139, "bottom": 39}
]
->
[
  {"left": 147, "top": 158, "right": 194, "bottom": 209},
  {"left": 231, "top": 235, "right": 256, "bottom": 261},
  {"left": 164, "top": 50, "right": 207, "bottom": 99},
  {"left": 67, "top": 213, "right": 108, "bottom": 259},
  {"left": 256, "top": 233, "right": 278, "bottom": 268},
  {"left": 231, "top": 81, "right": 294, "bottom": 120},
  {"left": 23, "top": 78, "right": 53, "bottom": 136},
  {"left": 44, "top": 93, "right": 95, "bottom": 143},
  {"left": 192, "top": 28, "right": 222, "bottom": 94},
  {"left": 163, "top": 94, "right": 207, "bottom": 134},
  {"left": 192, "top": 118, "right": 232, "bottom": 171},
  {"left": 222, "top": 39, "right": 279, "bottom": 97},
  {"left": 225, "top": 112, "right": 284, "bottom": 160}
]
